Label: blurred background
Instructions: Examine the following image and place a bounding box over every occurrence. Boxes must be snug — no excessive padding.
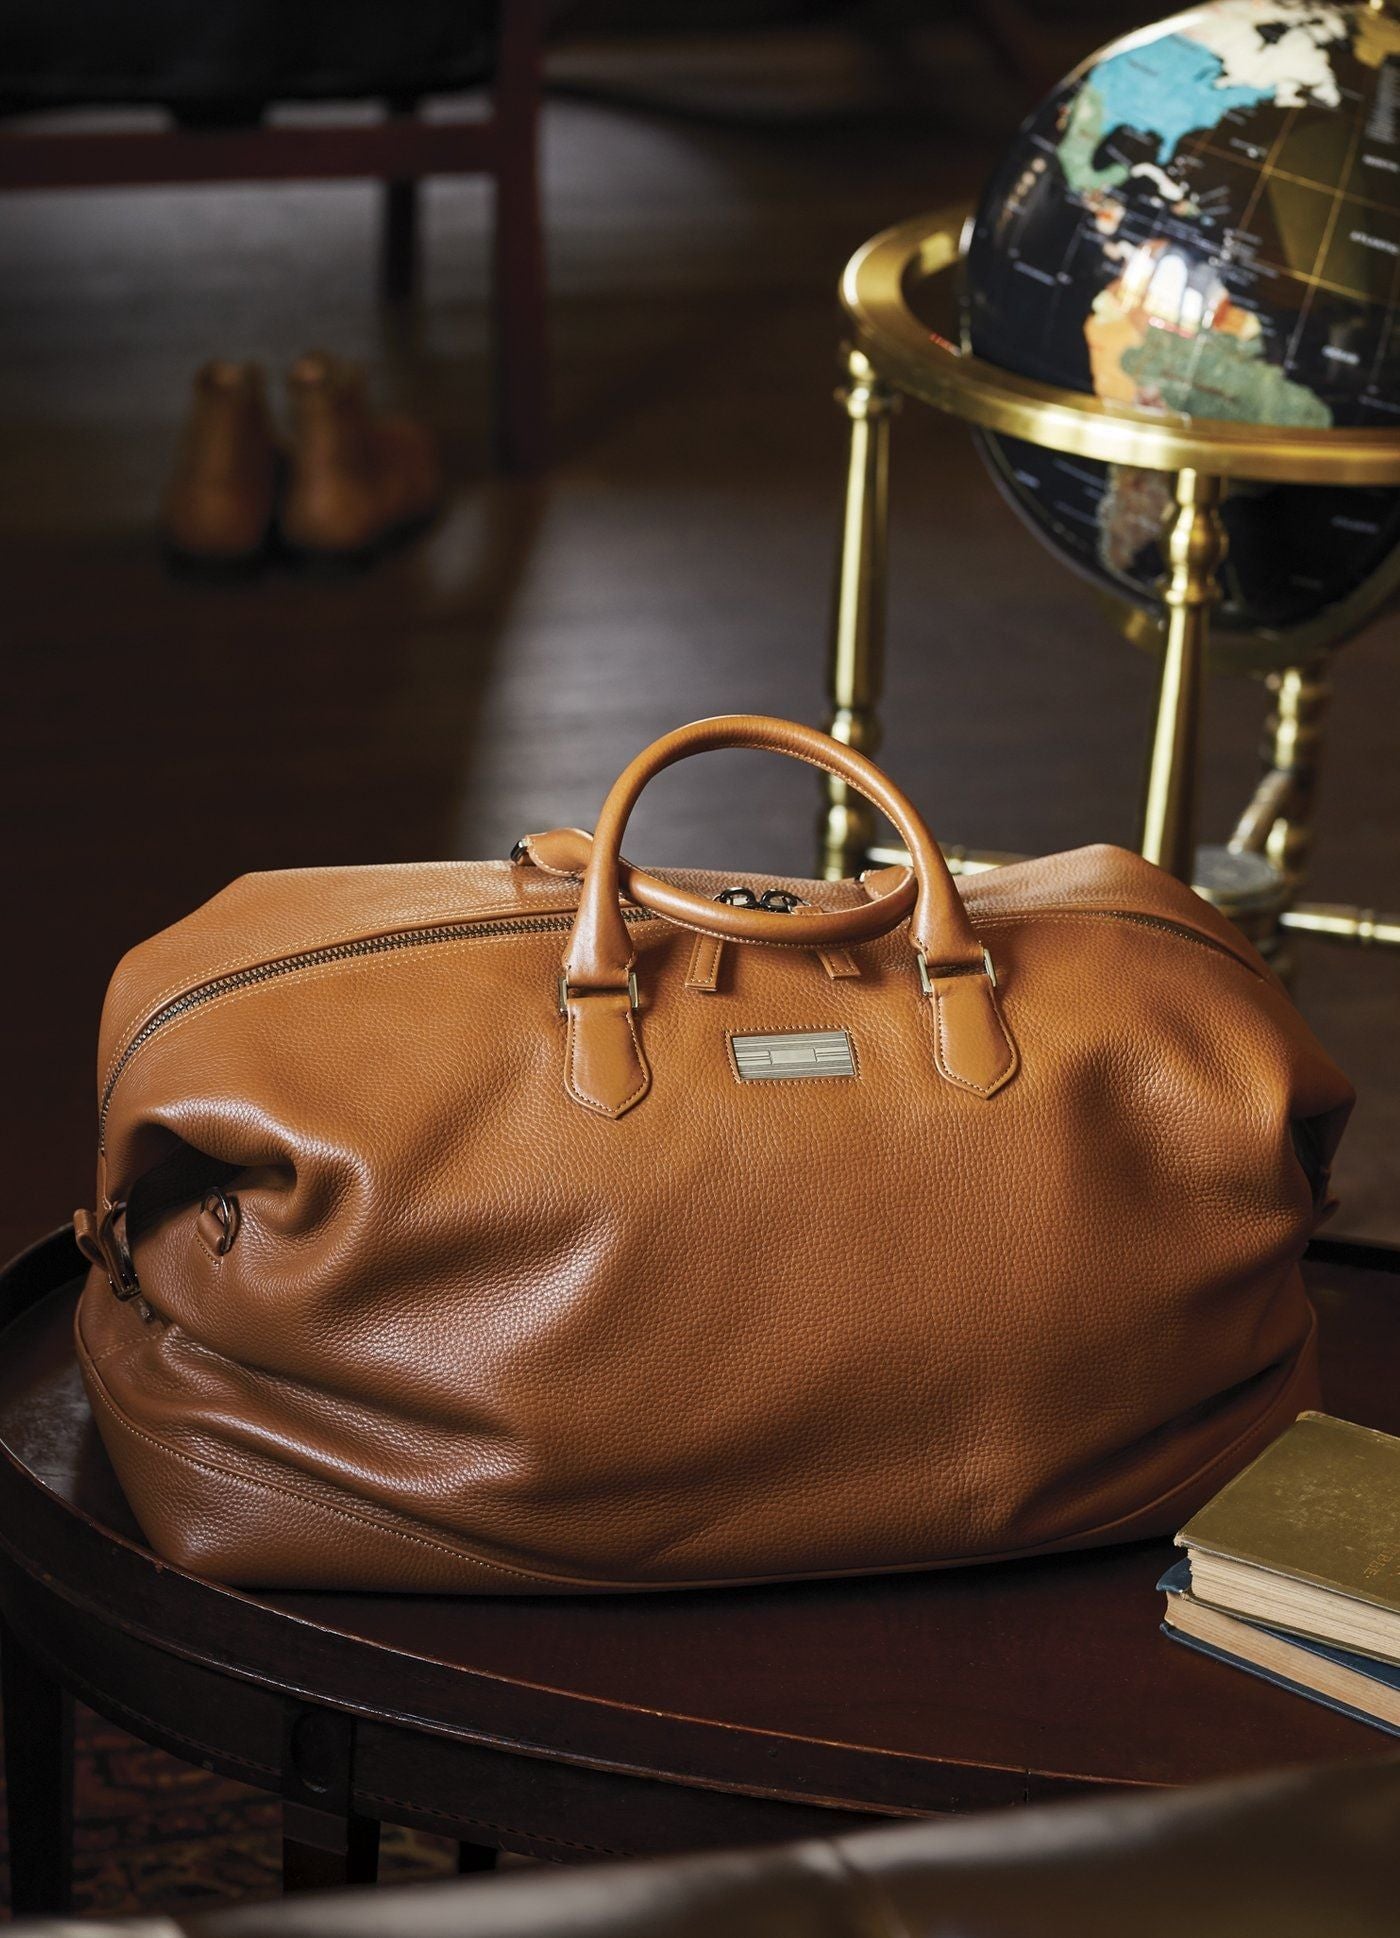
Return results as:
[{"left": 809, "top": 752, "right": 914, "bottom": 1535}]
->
[
  {"left": 2, "top": 0, "right": 1396, "bottom": 1296},
  {"left": 2, "top": 0, "right": 1399, "bottom": 1910}
]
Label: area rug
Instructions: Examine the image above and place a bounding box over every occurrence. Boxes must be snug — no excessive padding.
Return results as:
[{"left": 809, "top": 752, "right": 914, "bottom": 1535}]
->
[{"left": 0, "top": 1700, "right": 461, "bottom": 1920}]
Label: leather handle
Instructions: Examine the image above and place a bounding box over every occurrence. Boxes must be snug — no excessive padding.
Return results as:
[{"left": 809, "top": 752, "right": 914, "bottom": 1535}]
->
[
  {"left": 564, "top": 716, "right": 984, "bottom": 991},
  {"left": 521, "top": 825, "right": 915, "bottom": 944},
  {"left": 556, "top": 717, "right": 1016, "bottom": 1118}
]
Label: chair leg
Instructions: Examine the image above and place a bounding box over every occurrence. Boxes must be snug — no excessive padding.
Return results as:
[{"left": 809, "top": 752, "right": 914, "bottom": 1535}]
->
[
  {"left": 1, "top": 1613, "right": 75, "bottom": 1917},
  {"left": 491, "top": 0, "right": 549, "bottom": 472},
  {"left": 380, "top": 178, "right": 420, "bottom": 304}
]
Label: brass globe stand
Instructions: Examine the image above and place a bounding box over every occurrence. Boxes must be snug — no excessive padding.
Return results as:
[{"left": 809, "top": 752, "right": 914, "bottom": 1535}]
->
[{"left": 821, "top": 207, "right": 1400, "bottom": 961}]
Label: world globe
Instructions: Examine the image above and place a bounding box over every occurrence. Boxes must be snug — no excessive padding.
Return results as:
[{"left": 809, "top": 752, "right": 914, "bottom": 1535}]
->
[{"left": 963, "top": 0, "right": 1400, "bottom": 645}]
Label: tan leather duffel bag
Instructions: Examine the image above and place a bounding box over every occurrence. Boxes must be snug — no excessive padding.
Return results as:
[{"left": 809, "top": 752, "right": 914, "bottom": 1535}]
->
[{"left": 76, "top": 716, "right": 1352, "bottom": 1593}]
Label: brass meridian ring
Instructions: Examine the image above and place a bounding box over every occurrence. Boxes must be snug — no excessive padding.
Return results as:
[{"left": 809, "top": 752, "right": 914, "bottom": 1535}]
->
[
  {"left": 842, "top": 204, "right": 1400, "bottom": 669},
  {"left": 842, "top": 208, "right": 1400, "bottom": 487}
]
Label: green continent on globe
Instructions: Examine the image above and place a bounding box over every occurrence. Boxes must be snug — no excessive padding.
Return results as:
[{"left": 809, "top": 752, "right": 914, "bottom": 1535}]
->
[
  {"left": 1058, "top": 82, "right": 1117, "bottom": 195},
  {"left": 1119, "top": 325, "right": 1333, "bottom": 427}
]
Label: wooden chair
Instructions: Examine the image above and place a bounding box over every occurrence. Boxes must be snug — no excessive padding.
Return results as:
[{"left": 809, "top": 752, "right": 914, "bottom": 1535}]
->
[{"left": 0, "top": 1, "right": 548, "bottom": 471}]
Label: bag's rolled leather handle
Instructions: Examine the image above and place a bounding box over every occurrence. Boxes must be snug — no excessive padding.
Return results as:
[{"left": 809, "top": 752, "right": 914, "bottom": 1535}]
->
[
  {"left": 557, "top": 717, "right": 1017, "bottom": 1117},
  {"left": 566, "top": 715, "right": 983, "bottom": 982},
  {"left": 522, "top": 825, "right": 917, "bottom": 944}
]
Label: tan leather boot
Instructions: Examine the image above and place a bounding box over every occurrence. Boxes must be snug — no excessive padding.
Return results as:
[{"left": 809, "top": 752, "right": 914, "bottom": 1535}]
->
[
  {"left": 280, "top": 353, "right": 442, "bottom": 563},
  {"left": 162, "top": 361, "right": 279, "bottom": 568}
]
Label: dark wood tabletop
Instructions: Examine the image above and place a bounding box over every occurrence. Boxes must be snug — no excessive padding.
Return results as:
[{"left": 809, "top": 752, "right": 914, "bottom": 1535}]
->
[{"left": 2, "top": 1226, "right": 1397, "bottom": 1919}]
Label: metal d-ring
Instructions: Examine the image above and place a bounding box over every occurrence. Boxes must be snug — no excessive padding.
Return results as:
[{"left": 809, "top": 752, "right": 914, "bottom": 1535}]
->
[
  {"left": 557, "top": 969, "right": 640, "bottom": 1017},
  {"left": 100, "top": 1201, "right": 142, "bottom": 1300},
  {"left": 200, "top": 1187, "right": 240, "bottom": 1256}
]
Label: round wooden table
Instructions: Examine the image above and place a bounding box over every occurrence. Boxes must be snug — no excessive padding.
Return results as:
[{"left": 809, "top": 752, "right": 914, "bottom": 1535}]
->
[{"left": 4, "top": 1226, "right": 1397, "bottom": 1918}]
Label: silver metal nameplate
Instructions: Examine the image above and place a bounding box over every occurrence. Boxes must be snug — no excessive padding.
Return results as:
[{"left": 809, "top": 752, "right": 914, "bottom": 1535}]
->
[{"left": 731, "top": 1030, "right": 855, "bottom": 1081}]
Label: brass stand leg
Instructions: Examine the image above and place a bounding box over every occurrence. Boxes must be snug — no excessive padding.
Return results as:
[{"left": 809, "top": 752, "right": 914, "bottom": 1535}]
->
[
  {"left": 1263, "top": 660, "right": 1332, "bottom": 897},
  {"left": 1139, "top": 468, "right": 1227, "bottom": 882},
  {"left": 819, "top": 346, "right": 896, "bottom": 880}
]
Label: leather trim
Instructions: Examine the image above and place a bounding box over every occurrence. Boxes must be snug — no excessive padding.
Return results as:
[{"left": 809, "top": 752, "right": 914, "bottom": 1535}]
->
[
  {"left": 564, "top": 990, "right": 651, "bottom": 1119},
  {"left": 929, "top": 974, "right": 1019, "bottom": 1098},
  {"left": 685, "top": 933, "right": 725, "bottom": 993}
]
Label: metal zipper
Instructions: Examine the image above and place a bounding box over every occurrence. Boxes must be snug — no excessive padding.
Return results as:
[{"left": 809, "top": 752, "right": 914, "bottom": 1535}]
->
[
  {"left": 1053, "top": 907, "right": 1254, "bottom": 967},
  {"left": 98, "top": 908, "right": 656, "bottom": 1153},
  {"left": 1112, "top": 910, "right": 1251, "bottom": 962},
  {"left": 98, "top": 900, "right": 1250, "bottom": 1153}
]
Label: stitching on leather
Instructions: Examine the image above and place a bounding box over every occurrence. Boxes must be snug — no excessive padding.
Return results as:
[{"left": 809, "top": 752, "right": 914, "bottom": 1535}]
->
[
  {"left": 686, "top": 933, "right": 724, "bottom": 991},
  {"left": 1064, "top": 1300, "right": 1319, "bottom": 1538},
  {"left": 564, "top": 1006, "right": 650, "bottom": 1118},
  {"left": 81, "top": 1358, "right": 581, "bottom": 1587},
  {"left": 725, "top": 1028, "right": 860, "bottom": 1085},
  {"left": 104, "top": 938, "right": 558, "bottom": 1140},
  {"left": 971, "top": 910, "right": 1263, "bottom": 979},
  {"left": 516, "top": 838, "right": 581, "bottom": 881},
  {"left": 931, "top": 982, "right": 1017, "bottom": 1098},
  {"left": 354, "top": 1790, "right": 629, "bottom": 1859},
  {"left": 87, "top": 1331, "right": 152, "bottom": 1368},
  {"left": 641, "top": 906, "right": 889, "bottom": 952},
  {"left": 931, "top": 986, "right": 983, "bottom": 1096},
  {"left": 75, "top": 1292, "right": 1317, "bottom": 1592},
  {"left": 99, "top": 891, "right": 569, "bottom": 1094}
]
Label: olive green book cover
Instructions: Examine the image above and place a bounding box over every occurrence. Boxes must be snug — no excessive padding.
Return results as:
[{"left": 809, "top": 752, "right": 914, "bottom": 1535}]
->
[{"left": 1176, "top": 1413, "right": 1400, "bottom": 1654}]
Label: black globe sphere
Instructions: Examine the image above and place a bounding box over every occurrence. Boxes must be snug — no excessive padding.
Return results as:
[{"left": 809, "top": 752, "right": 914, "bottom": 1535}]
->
[{"left": 964, "top": 0, "right": 1400, "bottom": 643}]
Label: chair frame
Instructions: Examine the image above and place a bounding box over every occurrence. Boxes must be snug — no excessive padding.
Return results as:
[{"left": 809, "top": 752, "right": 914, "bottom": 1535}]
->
[{"left": 0, "top": 0, "right": 549, "bottom": 471}]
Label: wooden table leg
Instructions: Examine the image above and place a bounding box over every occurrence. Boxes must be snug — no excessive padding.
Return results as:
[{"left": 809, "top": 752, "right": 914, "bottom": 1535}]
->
[
  {"left": 282, "top": 1702, "right": 379, "bottom": 1891},
  {"left": 283, "top": 1802, "right": 381, "bottom": 1893},
  {"left": 2, "top": 1611, "right": 75, "bottom": 1917},
  {"left": 457, "top": 1839, "right": 500, "bottom": 1873}
]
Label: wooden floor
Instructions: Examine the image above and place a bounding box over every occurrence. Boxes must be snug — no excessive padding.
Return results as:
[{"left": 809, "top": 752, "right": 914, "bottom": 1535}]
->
[{"left": 2, "top": 30, "right": 1397, "bottom": 1256}]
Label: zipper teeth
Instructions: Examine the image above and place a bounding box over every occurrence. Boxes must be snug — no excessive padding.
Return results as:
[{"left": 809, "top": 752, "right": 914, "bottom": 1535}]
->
[
  {"left": 1100, "top": 910, "right": 1247, "bottom": 962},
  {"left": 976, "top": 905, "right": 1247, "bottom": 964},
  {"left": 97, "top": 901, "right": 1247, "bottom": 1152},
  {"left": 98, "top": 908, "right": 655, "bottom": 1152}
]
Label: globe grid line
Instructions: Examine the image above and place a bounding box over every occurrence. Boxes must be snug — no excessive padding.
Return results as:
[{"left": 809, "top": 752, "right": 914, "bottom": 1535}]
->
[{"left": 1283, "top": 108, "right": 1364, "bottom": 366}]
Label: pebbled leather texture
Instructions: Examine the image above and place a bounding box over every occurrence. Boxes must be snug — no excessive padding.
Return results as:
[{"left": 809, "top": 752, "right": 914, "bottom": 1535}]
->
[{"left": 77, "top": 718, "right": 1353, "bottom": 1593}]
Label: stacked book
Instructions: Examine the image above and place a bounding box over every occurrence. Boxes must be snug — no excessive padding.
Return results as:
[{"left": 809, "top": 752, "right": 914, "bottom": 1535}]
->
[{"left": 1162, "top": 1412, "right": 1400, "bottom": 1735}]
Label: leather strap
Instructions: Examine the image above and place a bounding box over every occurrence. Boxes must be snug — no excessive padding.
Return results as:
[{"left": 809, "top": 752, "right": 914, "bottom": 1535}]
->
[{"left": 683, "top": 932, "right": 861, "bottom": 992}]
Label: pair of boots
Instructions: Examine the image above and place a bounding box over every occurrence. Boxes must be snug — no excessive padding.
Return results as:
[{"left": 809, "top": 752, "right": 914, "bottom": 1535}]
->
[{"left": 162, "top": 354, "right": 441, "bottom": 571}]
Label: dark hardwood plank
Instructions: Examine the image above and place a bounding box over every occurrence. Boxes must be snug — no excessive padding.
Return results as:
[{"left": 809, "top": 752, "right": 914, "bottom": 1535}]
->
[{"left": 0, "top": 41, "right": 1395, "bottom": 1273}]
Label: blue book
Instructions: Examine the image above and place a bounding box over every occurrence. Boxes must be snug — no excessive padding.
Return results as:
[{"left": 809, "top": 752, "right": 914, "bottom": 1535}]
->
[{"left": 1159, "top": 1559, "right": 1400, "bottom": 1738}]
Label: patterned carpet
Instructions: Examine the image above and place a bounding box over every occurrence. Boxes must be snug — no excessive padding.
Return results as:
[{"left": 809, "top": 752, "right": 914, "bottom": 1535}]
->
[{"left": 1, "top": 1701, "right": 462, "bottom": 1921}]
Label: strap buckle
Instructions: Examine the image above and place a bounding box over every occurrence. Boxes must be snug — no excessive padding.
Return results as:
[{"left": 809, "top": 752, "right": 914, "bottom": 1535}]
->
[
  {"left": 916, "top": 945, "right": 996, "bottom": 996},
  {"left": 99, "top": 1201, "right": 143, "bottom": 1300},
  {"left": 557, "top": 969, "right": 640, "bottom": 1017}
]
